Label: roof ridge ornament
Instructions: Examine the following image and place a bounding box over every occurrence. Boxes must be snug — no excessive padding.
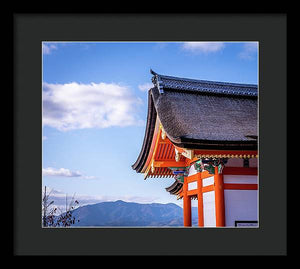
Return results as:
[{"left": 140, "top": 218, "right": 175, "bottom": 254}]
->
[
  {"left": 150, "top": 69, "right": 157, "bottom": 76},
  {"left": 150, "top": 69, "right": 164, "bottom": 94}
]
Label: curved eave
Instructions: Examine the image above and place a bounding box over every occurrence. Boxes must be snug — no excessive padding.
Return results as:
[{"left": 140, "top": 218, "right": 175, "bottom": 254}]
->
[
  {"left": 165, "top": 180, "right": 178, "bottom": 192},
  {"left": 132, "top": 90, "right": 157, "bottom": 173},
  {"left": 165, "top": 180, "right": 183, "bottom": 195}
]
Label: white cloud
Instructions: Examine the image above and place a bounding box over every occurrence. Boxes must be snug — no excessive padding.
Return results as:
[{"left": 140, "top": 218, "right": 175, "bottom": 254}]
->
[
  {"left": 182, "top": 42, "right": 225, "bottom": 53},
  {"left": 42, "top": 167, "right": 96, "bottom": 179},
  {"left": 238, "top": 42, "right": 258, "bottom": 60},
  {"left": 138, "top": 83, "right": 153, "bottom": 92},
  {"left": 43, "top": 167, "right": 82, "bottom": 177},
  {"left": 42, "top": 43, "right": 57, "bottom": 55},
  {"left": 42, "top": 82, "right": 143, "bottom": 131}
]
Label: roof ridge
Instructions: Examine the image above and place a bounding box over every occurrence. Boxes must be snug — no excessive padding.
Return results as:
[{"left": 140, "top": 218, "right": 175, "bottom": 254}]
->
[
  {"left": 150, "top": 70, "right": 258, "bottom": 97},
  {"left": 151, "top": 70, "right": 257, "bottom": 88},
  {"left": 161, "top": 74, "right": 257, "bottom": 88}
]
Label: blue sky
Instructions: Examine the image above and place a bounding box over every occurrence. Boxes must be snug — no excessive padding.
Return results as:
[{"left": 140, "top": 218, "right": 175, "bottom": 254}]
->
[{"left": 42, "top": 41, "right": 258, "bottom": 209}]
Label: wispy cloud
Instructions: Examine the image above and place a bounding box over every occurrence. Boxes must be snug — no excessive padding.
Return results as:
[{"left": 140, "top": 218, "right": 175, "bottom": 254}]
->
[
  {"left": 42, "top": 167, "right": 96, "bottom": 179},
  {"left": 138, "top": 83, "right": 153, "bottom": 92},
  {"left": 181, "top": 42, "right": 225, "bottom": 54},
  {"left": 42, "top": 43, "right": 58, "bottom": 55},
  {"left": 238, "top": 42, "right": 258, "bottom": 60},
  {"left": 42, "top": 82, "right": 143, "bottom": 131}
]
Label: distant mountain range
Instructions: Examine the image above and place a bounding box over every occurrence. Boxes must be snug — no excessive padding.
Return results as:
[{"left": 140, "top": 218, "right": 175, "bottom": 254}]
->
[{"left": 69, "top": 200, "right": 198, "bottom": 227}]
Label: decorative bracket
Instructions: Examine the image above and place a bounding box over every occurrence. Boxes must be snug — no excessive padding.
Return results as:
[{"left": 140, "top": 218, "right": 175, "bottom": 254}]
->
[
  {"left": 151, "top": 160, "right": 155, "bottom": 173},
  {"left": 181, "top": 149, "right": 194, "bottom": 160},
  {"left": 194, "top": 159, "right": 204, "bottom": 172},
  {"left": 175, "top": 148, "right": 181, "bottom": 162},
  {"left": 193, "top": 158, "right": 228, "bottom": 175},
  {"left": 168, "top": 167, "right": 189, "bottom": 183}
]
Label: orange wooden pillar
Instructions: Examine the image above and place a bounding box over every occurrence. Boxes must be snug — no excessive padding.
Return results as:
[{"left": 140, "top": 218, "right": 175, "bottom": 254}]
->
[
  {"left": 183, "top": 177, "right": 192, "bottom": 227},
  {"left": 214, "top": 166, "right": 225, "bottom": 227},
  {"left": 197, "top": 173, "right": 204, "bottom": 227}
]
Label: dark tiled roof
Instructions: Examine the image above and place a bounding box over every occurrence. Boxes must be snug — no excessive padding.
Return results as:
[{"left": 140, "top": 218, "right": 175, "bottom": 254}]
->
[
  {"left": 151, "top": 70, "right": 258, "bottom": 150},
  {"left": 132, "top": 70, "right": 258, "bottom": 173},
  {"left": 153, "top": 88, "right": 258, "bottom": 148},
  {"left": 165, "top": 180, "right": 183, "bottom": 195},
  {"left": 151, "top": 69, "right": 257, "bottom": 97}
]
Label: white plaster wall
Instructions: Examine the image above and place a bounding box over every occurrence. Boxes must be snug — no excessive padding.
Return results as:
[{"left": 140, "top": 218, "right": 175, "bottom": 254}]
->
[
  {"left": 224, "top": 190, "right": 258, "bottom": 227},
  {"left": 225, "top": 158, "right": 258, "bottom": 168},
  {"left": 202, "top": 176, "right": 214, "bottom": 187},
  {"left": 225, "top": 158, "right": 243, "bottom": 167},
  {"left": 188, "top": 181, "right": 197, "bottom": 191},
  {"left": 223, "top": 175, "right": 258, "bottom": 184},
  {"left": 203, "top": 191, "right": 216, "bottom": 227},
  {"left": 249, "top": 158, "right": 258, "bottom": 168}
]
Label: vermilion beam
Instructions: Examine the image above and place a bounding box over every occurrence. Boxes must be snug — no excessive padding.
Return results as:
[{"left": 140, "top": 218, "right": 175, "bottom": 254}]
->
[
  {"left": 183, "top": 177, "right": 192, "bottom": 227},
  {"left": 197, "top": 173, "right": 204, "bottom": 227},
  {"left": 223, "top": 167, "right": 257, "bottom": 175},
  {"left": 214, "top": 167, "right": 225, "bottom": 227}
]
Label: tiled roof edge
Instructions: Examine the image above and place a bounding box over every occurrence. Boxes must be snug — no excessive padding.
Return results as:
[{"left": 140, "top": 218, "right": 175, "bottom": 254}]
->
[{"left": 150, "top": 69, "right": 258, "bottom": 97}]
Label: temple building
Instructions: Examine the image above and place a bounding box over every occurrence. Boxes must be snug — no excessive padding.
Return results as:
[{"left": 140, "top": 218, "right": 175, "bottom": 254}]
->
[{"left": 132, "top": 70, "right": 258, "bottom": 227}]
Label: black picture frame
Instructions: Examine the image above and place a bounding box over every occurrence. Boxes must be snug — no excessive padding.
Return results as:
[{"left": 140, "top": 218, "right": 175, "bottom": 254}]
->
[{"left": 13, "top": 13, "right": 287, "bottom": 256}]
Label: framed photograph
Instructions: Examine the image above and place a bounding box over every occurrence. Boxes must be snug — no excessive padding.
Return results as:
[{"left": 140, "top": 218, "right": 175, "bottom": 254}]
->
[{"left": 14, "top": 13, "right": 287, "bottom": 256}]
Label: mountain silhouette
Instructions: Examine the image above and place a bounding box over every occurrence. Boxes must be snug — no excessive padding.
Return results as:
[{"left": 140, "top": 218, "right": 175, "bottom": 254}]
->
[{"left": 70, "top": 200, "right": 198, "bottom": 227}]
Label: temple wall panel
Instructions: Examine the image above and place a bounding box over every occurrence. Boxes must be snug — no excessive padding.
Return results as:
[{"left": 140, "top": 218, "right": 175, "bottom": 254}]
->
[
  {"left": 188, "top": 181, "right": 198, "bottom": 191},
  {"left": 203, "top": 191, "right": 216, "bottom": 227},
  {"left": 225, "top": 157, "right": 258, "bottom": 168},
  {"left": 224, "top": 189, "right": 258, "bottom": 227},
  {"left": 202, "top": 176, "right": 214, "bottom": 187},
  {"left": 223, "top": 175, "right": 258, "bottom": 184},
  {"left": 225, "top": 158, "right": 243, "bottom": 167},
  {"left": 249, "top": 158, "right": 258, "bottom": 167}
]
